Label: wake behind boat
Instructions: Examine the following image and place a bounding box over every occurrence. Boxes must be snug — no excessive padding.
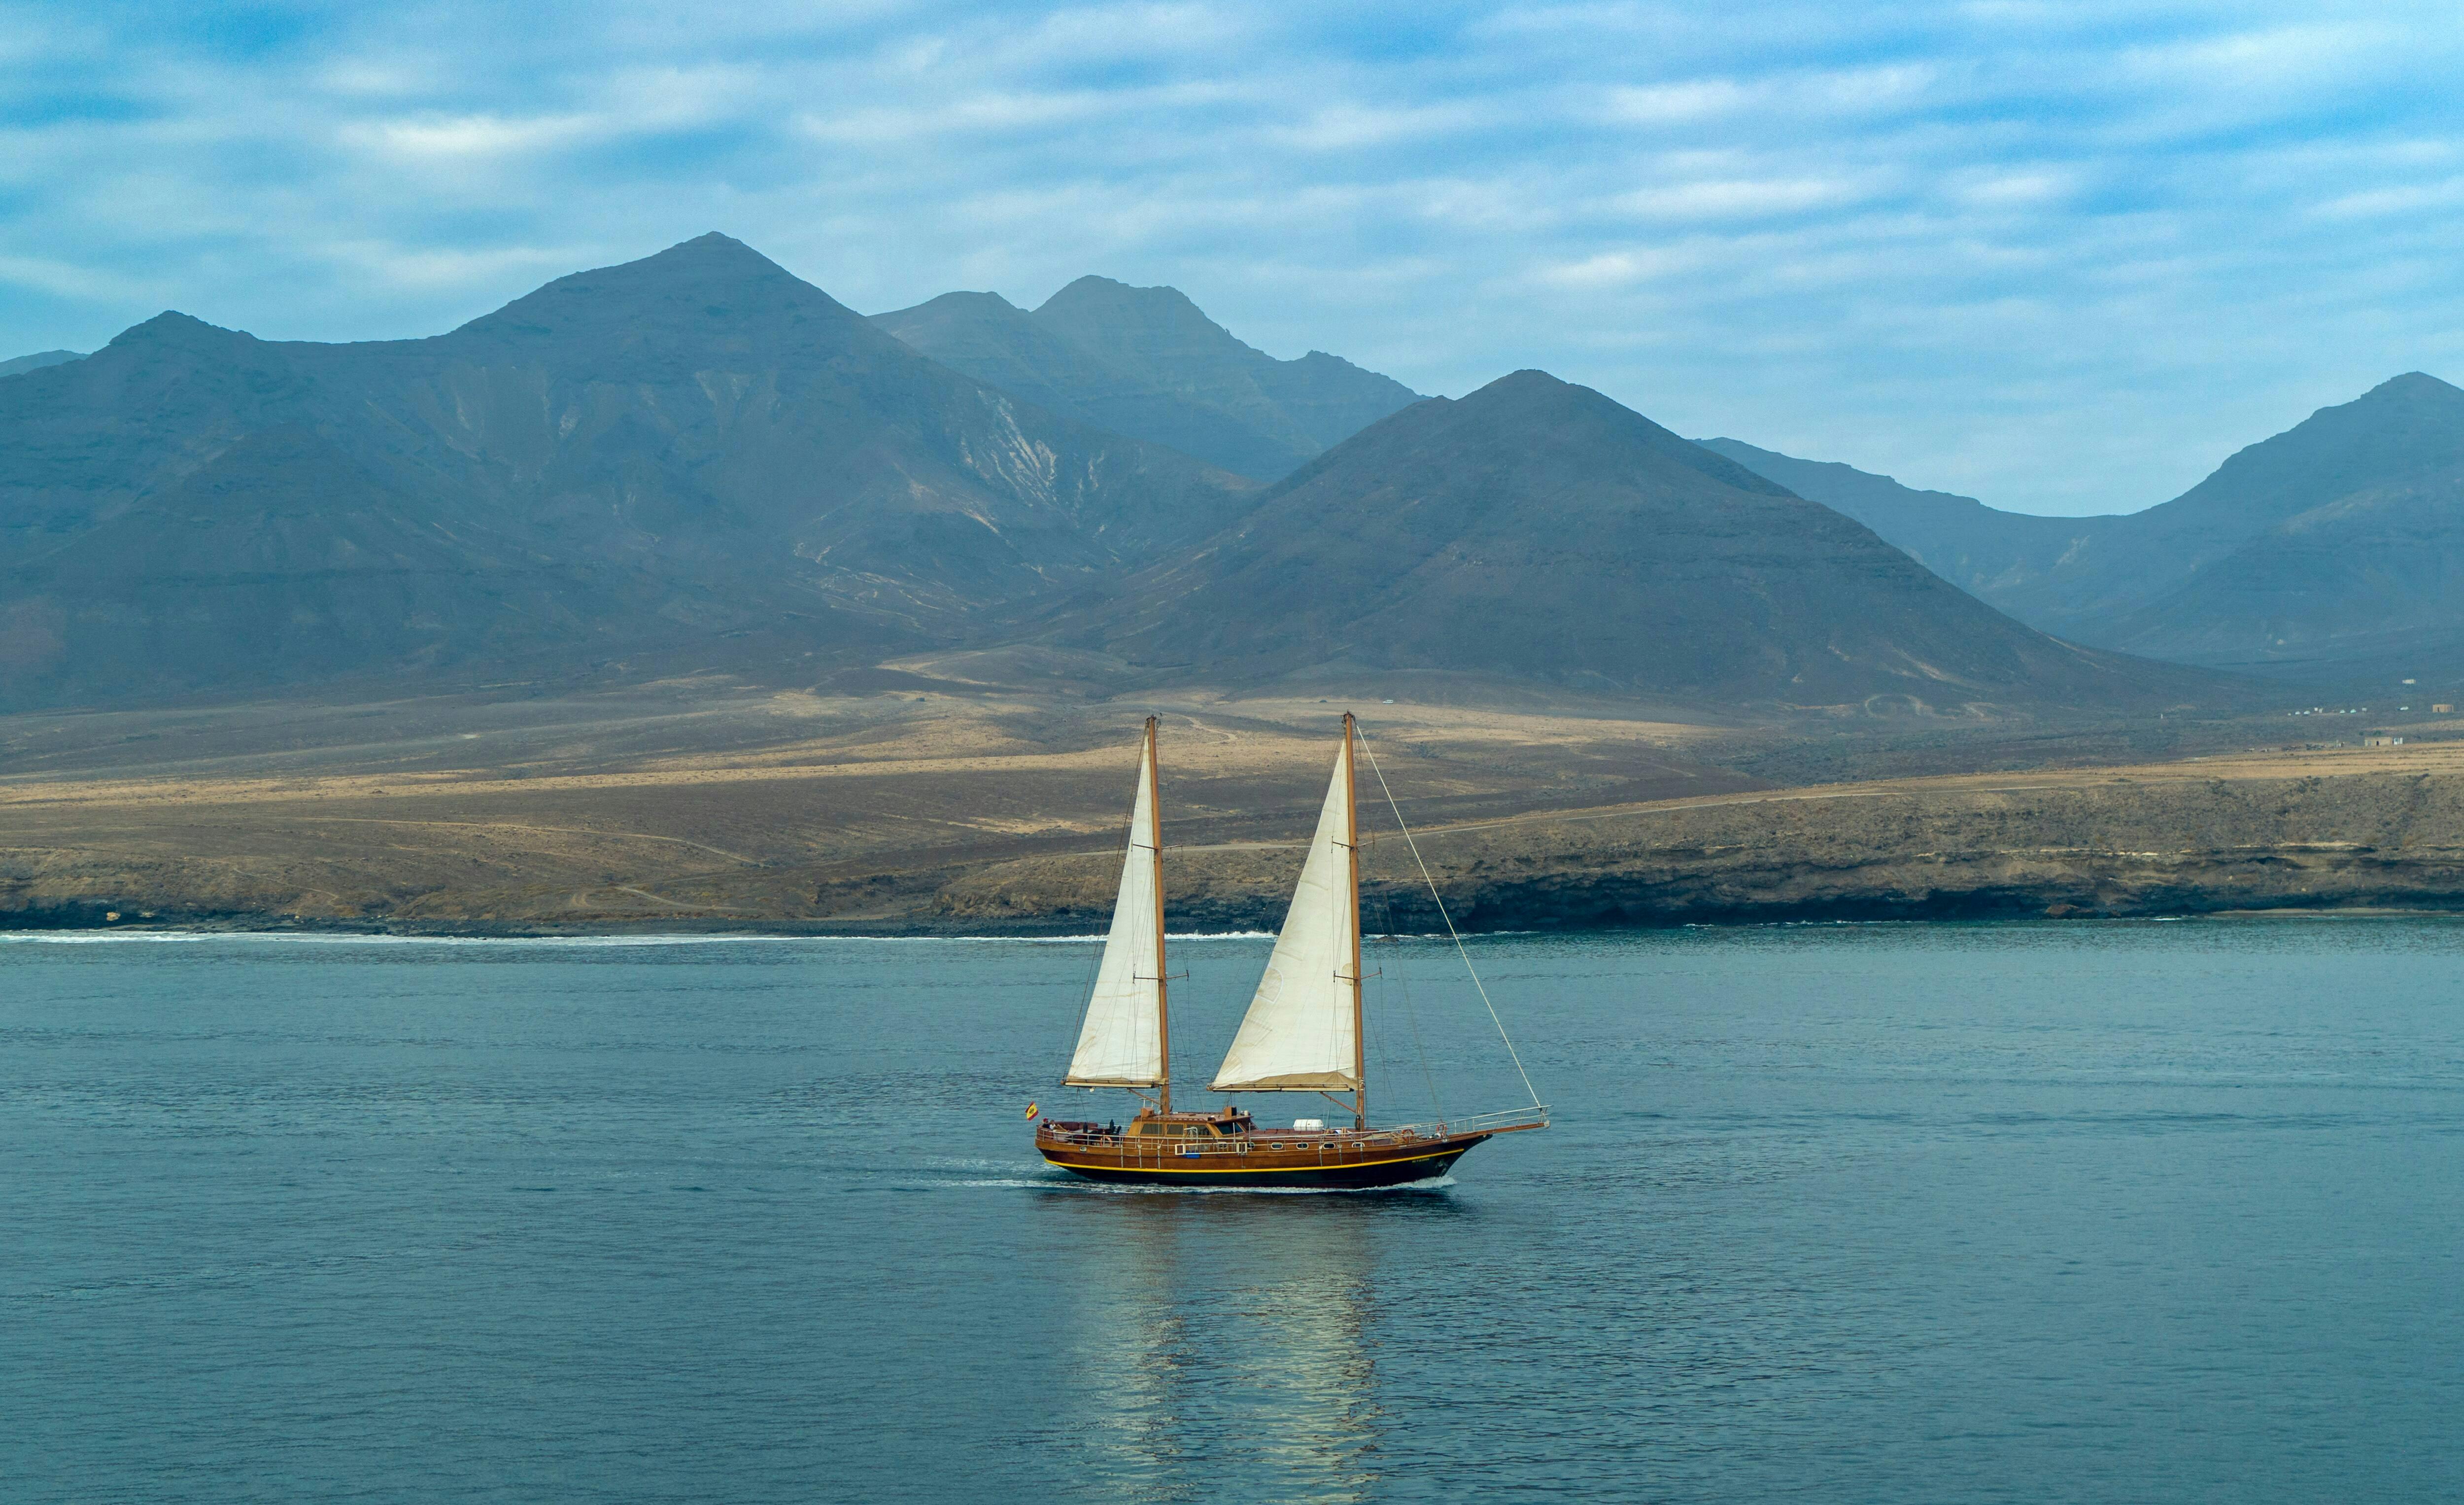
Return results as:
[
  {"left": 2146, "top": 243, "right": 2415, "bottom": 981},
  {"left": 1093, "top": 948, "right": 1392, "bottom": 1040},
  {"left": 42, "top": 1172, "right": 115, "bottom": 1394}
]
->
[{"left": 1033, "top": 713, "right": 1548, "bottom": 1189}]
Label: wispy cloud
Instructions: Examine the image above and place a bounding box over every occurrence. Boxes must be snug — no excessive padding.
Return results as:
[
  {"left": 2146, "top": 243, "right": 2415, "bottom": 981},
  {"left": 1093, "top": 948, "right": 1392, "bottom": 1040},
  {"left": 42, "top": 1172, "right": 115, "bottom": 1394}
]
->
[{"left": 0, "top": 0, "right": 2460, "bottom": 514}]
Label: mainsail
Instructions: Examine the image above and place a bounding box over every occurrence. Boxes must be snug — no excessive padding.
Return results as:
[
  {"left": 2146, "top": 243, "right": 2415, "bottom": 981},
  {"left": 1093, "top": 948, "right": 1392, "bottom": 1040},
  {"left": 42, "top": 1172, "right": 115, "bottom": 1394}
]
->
[
  {"left": 1210, "top": 719, "right": 1362, "bottom": 1095},
  {"left": 1063, "top": 720, "right": 1169, "bottom": 1090}
]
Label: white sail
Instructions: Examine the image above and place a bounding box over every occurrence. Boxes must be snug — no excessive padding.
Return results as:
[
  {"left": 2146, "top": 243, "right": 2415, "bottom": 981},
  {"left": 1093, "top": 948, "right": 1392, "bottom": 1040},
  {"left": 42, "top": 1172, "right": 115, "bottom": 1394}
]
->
[
  {"left": 1064, "top": 731, "right": 1166, "bottom": 1087},
  {"left": 1211, "top": 730, "right": 1359, "bottom": 1092}
]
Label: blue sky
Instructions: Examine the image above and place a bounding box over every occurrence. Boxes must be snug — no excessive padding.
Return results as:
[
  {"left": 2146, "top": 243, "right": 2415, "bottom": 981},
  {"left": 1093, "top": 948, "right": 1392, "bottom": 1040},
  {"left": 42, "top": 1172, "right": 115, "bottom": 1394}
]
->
[{"left": 3, "top": 1, "right": 2461, "bottom": 514}]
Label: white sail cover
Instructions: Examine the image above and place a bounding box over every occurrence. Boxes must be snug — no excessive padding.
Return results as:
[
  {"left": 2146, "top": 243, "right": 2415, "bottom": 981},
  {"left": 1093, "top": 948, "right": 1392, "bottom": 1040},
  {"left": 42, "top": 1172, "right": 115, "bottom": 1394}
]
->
[
  {"left": 1211, "top": 734, "right": 1360, "bottom": 1092},
  {"left": 1064, "top": 744, "right": 1165, "bottom": 1086}
]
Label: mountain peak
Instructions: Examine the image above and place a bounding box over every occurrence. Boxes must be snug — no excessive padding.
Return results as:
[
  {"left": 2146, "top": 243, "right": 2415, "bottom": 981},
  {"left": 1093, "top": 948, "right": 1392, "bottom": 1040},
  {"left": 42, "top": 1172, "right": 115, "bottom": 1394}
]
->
[
  {"left": 552, "top": 232, "right": 805, "bottom": 290},
  {"left": 881, "top": 273, "right": 1423, "bottom": 480},
  {"left": 451, "top": 234, "right": 862, "bottom": 347},
  {"left": 903, "top": 290, "right": 1027, "bottom": 317},
  {"left": 1040, "top": 273, "right": 1200, "bottom": 309},
  {"left": 642, "top": 231, "right": 777, "bottom": 270},
  {"left": 106, "top": 311, "right": 257, "bottom": 352},
  {"left": 1430, "top": 369, "right": 1793, "bottom": 497},
  {"left": 1034, "top": 276, "right": 1226, "bottom": 344},
  {"left": 2358, "top": 370, "right": 2464, "bottom": 406},
  {"left": 2193, "top": 368, "right": 2464, "bottom": 509},
  {"left": 1466, "top": 368, "right": 1573, "bottom": 400}
]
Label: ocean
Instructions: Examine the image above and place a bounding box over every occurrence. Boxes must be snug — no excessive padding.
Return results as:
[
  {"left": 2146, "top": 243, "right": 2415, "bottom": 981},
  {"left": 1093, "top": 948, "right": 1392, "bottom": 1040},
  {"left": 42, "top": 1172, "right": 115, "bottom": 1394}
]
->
[{"left": 4, "top": 921, "right": 2458, "bottom": 1503}]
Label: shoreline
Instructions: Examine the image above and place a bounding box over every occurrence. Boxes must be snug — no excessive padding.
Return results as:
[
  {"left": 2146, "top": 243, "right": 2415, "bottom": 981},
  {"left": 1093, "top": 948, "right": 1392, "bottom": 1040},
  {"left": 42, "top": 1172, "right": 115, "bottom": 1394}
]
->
[{"left": 12, "top": 900, "right": 2464, "bottom": 942}]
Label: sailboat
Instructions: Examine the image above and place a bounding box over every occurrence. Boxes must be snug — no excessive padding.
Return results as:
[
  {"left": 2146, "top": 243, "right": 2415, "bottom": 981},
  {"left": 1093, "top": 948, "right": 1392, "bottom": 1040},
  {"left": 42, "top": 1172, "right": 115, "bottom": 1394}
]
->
[{"left": 1034, "top": 713, "right": 1548, "bottom": 1189}]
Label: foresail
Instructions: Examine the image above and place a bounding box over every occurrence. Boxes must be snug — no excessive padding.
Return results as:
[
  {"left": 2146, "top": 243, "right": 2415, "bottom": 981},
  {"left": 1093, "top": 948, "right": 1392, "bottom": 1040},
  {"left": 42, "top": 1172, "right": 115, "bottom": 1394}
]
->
[
  {"left": 1210, "top": 733, "right": 1359, "bottom": 1092},
  {"left": 1064, "top": 744, "right": 1165, "bottom": 1086}
]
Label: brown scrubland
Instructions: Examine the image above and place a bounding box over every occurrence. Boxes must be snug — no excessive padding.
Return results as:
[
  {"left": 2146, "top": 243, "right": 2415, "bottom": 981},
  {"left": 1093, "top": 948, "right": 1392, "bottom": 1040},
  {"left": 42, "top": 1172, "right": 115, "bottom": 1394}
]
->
[{"left": 7, "top": 674, "right": 2462, "bottom": 933}]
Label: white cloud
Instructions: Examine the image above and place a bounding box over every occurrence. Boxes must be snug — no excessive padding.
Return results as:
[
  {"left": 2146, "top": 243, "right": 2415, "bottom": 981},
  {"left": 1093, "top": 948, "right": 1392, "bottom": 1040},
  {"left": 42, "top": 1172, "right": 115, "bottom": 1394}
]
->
[
  {"left": 0, "top": 253, "right": 162, "bottom": 303},
  {"left": 2314, "top": 175, "right": 2464, "bottom": 219},
  {"left": 0, "top": 0, "right": 2461, "bottom": 514},
  {"left": 1533, "top": 245, "right": 1714, "bottom": 288},
  {"left": 1609, "top": 175, "right": 1881, "bottom": 222},
  {"left": 1271, "top": 100, "right": 1503, "bottom": 152},
  {"left": 1603, "top": 79, "right": 1754, "bottom": 124},
  {"left": 1954, "top": 169, "right": 2081, "bottom": 208},
  {"left": 2117, "top": 21, "right": 2402, "bottom": 90},
  {"left": 347, "top": 112, "right": 610, "bottom": 163}
]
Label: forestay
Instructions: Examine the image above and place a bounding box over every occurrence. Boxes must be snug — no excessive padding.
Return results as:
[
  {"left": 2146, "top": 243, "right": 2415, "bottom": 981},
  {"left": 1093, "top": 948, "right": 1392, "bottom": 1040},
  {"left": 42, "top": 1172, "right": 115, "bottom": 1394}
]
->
[
  {"left": 1063, "top": 734, "right": 1166, "bottom": 1087},
  {"left": 1210, "top": 730, "right": 1360, "bottom": 1092}
]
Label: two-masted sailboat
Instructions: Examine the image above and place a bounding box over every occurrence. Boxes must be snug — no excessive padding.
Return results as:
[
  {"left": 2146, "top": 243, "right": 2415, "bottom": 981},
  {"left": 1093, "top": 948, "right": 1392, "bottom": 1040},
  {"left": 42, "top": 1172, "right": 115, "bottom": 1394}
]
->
[{"left": 1033, "top": 714, "right": 1548, "bottom": 1189}]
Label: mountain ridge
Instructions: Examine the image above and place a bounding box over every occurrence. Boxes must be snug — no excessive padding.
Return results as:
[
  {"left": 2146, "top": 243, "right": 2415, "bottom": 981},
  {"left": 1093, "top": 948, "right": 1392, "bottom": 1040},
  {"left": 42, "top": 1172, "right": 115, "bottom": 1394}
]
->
[
  {"left": 873, "top": 275, "right": 1420, "bottom": 480},
  {"left": 0, "top": 350, "right": 83, "bottom": 380},
  {"left": 1710, "top": 371, "right": 2464, "bottom": 674},
  {"left": 0, "top": 234, "right": 1255, "bottom": 709},
  {"left": 2, "top": 235, "right": 2285, "bottom": 716},
  {"left": 1053, "top": 371, "right": 2223, "bottom": 709},
  {"left": 1696, "top": 437, "right": 2089, "bottom": 601}
]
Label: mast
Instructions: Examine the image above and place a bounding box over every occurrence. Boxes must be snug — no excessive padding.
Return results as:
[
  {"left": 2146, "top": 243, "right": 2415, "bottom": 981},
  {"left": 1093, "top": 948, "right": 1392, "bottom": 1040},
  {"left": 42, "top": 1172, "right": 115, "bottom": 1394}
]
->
[
  {"left": 1346, "top": 713, "right": 1366, "bottom": 1130},
  {"left": 1148, "top": 716, "right": 1171, "bottom": 1116}
]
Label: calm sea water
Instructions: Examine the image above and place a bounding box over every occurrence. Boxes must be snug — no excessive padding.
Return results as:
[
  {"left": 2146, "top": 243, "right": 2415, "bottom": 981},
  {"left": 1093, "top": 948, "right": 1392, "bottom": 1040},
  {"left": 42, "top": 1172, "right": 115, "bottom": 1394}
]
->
[{"left": 4, "top": 922, "right": 2460, "bottom": 1504}]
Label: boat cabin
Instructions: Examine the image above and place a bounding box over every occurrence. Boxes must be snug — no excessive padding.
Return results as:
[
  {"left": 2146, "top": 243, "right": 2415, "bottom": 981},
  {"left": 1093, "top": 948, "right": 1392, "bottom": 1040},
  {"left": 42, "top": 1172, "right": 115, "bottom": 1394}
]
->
[{"left": 1126, "top": 1108, "right": 1256, "bottom": 1138}]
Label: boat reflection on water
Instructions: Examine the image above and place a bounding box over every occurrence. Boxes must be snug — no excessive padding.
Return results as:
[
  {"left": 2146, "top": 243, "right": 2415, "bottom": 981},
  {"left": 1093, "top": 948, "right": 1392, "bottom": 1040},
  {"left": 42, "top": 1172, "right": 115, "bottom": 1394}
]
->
[{"left": 1047, "top": 1188, "right": 1463, "bottom": 1503}]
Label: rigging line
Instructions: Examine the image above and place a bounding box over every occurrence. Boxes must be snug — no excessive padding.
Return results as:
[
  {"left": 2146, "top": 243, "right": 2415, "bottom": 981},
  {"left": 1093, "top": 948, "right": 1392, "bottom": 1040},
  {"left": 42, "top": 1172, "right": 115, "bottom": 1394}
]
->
[
  {"left": 1367, "top": 844, "right": 1445, "bottom": 1124},
  {"left": 1390, "top": 927, "right": 1446, "bottom": 1125},
  {"left": 1356, "top": 726, "right": 1543, "bottom": 1112}
]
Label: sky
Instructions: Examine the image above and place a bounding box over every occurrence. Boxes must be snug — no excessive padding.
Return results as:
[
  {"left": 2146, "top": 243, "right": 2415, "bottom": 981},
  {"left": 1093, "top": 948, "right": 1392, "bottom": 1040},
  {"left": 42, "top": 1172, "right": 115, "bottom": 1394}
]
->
[{"left": 4, "top": 1, "right": 2462, "bottom": 515}]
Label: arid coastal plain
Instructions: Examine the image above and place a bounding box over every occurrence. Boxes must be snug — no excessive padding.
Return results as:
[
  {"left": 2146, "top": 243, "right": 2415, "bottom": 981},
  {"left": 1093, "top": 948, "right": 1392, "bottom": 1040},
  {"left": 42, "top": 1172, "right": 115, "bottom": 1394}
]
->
[{"left": 10, "top": 674, "right": 2461, "bottom": 934}]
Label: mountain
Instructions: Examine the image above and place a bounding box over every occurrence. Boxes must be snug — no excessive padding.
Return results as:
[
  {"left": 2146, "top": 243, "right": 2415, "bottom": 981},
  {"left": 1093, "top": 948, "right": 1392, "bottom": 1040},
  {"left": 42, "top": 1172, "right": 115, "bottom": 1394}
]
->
[
  {"left": 1696, "top": 438, "right": 2087, "bottom": 602},
  {"left": 2072, "top": 373, "right": 2464, "bottom": 670},
  {"left": 0, "top": 235, "right": 1252, "bottom": 709},
  {"left": 2024, "top": 373, "right": 2464, "bottom": 637},
  {"left": 873, "top": 277, "right": 1420, "bottom": 480},
  {"left": 2087, "top": 476, "right": 2464, "bottom": 674},
  {"left": 1062, "top": 371, "right": 2217, "bottom": 708},
  {"left": 0, "top": 350, "right": 82, "bottom": 379},
  {"left": 1707, "top": 374, "right": 2464, "bottom": 674}
]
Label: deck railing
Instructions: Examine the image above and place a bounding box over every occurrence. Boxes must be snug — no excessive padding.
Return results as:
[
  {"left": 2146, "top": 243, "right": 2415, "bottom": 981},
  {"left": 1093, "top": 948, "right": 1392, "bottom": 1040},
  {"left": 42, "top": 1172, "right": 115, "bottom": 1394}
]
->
[{"left": 1377, "top": 1105, "right": 1552, "bottom": 1139}]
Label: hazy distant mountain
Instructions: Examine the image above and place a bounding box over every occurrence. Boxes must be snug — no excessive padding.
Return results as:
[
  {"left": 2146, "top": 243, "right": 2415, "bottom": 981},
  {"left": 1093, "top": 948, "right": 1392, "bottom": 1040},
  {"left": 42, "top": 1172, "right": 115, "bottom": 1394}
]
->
[
  {"left": 1709, "top": 373, "right": 2464, "bottom": 674},
  {"left": 1065, "top": 371, "right": 2215, "bottom": 708},
  {"left": 0, "top": 235, "right": 1251, "bottom": 709},
  {"left": 2088, "top": 375, "right": 2464, "bottom": 671},
  {"left": 874, "top": 277, "right": 1420, "bottom": 480},
  {"left": 2024, "top": 373, "right": 2464, "bottom": 638},
  {"left": 0, "top": 350, "right": 82, "bottom": 379},
  {"left": 1697, "top": 438, "right": 2088, "bottom": 602}
]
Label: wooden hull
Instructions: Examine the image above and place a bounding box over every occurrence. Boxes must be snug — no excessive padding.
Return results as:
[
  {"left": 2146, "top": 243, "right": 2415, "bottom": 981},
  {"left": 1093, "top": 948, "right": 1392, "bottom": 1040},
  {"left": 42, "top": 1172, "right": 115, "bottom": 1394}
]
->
[{"left": 1038, "top": 1130, "right": 1493, "bottom": 1189}]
